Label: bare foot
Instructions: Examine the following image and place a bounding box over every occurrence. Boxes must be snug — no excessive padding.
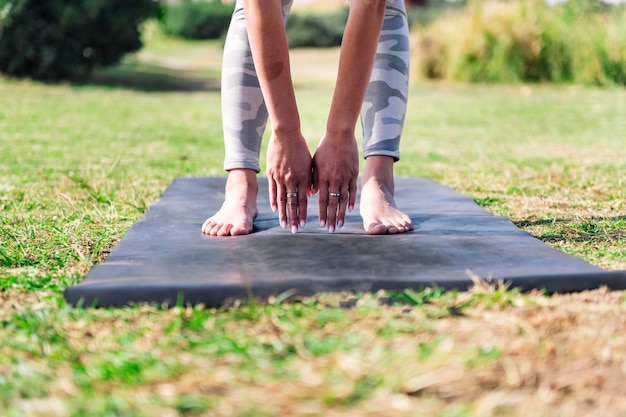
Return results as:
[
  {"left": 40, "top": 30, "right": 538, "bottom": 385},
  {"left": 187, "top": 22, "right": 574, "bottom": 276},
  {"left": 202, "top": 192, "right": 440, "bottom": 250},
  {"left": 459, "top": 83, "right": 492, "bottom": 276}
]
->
[
  {"left": 360, "top": 156, "right": 413, "bottom": 235},
  {"left": 202, "top": 169, "right": 258, "bottom": 236}
]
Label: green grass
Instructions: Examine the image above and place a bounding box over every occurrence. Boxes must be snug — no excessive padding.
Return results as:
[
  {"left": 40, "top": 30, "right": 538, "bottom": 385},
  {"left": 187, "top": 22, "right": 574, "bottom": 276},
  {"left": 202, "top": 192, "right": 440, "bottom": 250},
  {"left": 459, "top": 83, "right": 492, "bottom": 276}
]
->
[
  {"left": 1, "top": 29, "right": 625, "bottom": 416},
  {"left": 0, "top": 293, "right": 525, "bottom": 416}
]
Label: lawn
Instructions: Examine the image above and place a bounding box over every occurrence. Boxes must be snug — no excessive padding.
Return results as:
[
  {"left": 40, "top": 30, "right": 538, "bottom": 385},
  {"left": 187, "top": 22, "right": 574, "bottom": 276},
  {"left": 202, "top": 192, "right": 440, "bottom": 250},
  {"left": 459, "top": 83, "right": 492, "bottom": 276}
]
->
[{"left": 1, "top": 29, "right": 625, "bottom": 416}]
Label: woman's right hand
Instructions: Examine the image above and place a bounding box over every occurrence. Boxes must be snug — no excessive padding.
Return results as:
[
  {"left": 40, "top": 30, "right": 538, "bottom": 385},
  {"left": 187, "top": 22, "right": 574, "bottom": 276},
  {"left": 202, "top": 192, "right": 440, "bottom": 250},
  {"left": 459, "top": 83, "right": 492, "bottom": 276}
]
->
[{"left": 266, "top": 130, "right": 313, "bottom": 234}]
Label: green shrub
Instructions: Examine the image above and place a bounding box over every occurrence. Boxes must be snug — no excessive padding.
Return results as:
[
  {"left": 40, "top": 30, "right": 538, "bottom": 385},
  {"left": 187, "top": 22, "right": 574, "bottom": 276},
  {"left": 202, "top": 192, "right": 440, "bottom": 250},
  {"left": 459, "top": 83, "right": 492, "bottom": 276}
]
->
[
  {"left": 160, "top": 1, "right": 234, "bottom": 40},
  {"left": 406, "top": 1, "right": 466, "bottom": 28},
  {"left": 412, "top": 0, "right": 626, "bottom": 85},
  {"left": 286, "top": 9, "right": 348, "bottom": 48},
  {"left": 0, "top": 0, "right": 160, "bottom": 81},
  {"left": 161, "top": 3, "right": 347, "bottom": 47}
]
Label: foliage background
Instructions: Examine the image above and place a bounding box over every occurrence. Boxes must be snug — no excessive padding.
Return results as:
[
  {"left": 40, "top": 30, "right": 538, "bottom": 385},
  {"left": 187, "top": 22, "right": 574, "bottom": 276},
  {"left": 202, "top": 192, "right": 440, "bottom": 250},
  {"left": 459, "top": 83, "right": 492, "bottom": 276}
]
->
[
  {"left": 412, "top": 0, "right": 626, "bottom": 85},
  {"left": 0, "top": 0, "right": 159, "bottom": 80}
]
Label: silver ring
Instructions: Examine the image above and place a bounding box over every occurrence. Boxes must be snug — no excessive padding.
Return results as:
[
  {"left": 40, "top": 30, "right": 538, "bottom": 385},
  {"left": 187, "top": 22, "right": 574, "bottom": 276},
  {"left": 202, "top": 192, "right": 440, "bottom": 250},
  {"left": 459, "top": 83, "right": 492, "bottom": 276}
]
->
[
  {"left": 329, "top": 192, "right": 341, "bottom": 198},
  {"left": 286, "top": 192, "right": 298, "bottom": 198}
]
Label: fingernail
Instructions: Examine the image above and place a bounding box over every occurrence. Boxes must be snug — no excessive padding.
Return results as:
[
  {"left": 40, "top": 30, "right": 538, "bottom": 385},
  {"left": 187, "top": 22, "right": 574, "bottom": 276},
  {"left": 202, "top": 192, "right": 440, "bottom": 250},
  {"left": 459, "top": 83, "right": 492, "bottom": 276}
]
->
[
  {"left": 291, "top": 225, "right": 298, "bottom": 234},
  {"left": 337, "top": 220, "right": 343, "bottom": 229},
  {"left": 281, "top": 221, "right": 287, "bottom": 229},
  {"left": 300, "top": 219, "right": 306, "bottom": 228},
  {"left": 319, "top": 219, "right": 326, "bottom": 227},
  {"left": 348, "top": 204, "right": 354, "bottom": 212},
  {"left": 328, "top": 225, "right": 335, "bottom": 233},
  {"left": 272, "top": 205, "right": 277, "bottom": 212}
]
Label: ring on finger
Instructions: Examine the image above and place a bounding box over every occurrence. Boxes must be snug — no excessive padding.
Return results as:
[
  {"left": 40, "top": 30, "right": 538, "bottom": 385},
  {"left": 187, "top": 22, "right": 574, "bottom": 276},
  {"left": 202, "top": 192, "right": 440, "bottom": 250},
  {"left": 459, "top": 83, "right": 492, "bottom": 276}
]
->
[
  {"left": 329, "top": 192, "right": 341, "bottom": 198},
  {"left": 286, "top": 192, "right": 298, "bottom": 198}
]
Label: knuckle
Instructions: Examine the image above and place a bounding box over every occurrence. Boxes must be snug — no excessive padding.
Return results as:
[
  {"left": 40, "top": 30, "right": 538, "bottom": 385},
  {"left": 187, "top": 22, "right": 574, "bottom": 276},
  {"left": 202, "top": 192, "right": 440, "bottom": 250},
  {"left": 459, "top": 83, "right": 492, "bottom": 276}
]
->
[{"left": 284, "top": 172, "right": 296, "bottom": 183}]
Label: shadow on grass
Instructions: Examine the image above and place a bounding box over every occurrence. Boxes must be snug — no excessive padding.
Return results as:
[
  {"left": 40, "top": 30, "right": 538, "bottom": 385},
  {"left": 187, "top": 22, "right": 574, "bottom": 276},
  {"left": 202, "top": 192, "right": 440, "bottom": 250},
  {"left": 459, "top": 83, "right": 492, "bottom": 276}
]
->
[{"left": 79, "top": 61, "right": 220, "bottom": 92}]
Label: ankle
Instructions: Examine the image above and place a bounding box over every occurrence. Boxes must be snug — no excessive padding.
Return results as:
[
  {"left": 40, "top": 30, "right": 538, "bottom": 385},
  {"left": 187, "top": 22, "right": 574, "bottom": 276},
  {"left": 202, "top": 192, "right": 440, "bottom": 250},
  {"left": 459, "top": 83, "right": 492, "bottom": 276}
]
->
[
  {"left": 363, "top": 156, "right": 395, "bottom": 184},
  {"left": 226, "top": 169, "right": 258, "bottom": 188}
]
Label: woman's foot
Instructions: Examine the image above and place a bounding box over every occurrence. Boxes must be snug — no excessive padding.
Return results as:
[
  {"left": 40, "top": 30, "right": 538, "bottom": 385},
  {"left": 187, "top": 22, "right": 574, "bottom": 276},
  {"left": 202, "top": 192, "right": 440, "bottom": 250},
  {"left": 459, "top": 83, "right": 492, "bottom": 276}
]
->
[
  {"left": 359, "top": 156, "right": 413, "bottom": 235},
  {"left": 202, "top": 169, "right": 258, "bottom": 236}
]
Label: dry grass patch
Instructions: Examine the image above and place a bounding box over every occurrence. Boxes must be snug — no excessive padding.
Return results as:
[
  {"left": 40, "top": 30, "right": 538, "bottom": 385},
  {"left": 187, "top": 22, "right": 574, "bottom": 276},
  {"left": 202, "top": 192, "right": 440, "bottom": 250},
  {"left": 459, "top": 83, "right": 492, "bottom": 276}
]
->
[{"left": 3, "top": 286, "right": 626, "bottom": 416}]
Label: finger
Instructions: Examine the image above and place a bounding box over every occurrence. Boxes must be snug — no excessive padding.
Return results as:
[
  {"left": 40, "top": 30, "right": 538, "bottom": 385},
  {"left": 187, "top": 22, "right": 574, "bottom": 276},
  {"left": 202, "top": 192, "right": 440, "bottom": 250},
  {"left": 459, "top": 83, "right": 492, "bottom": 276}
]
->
[
  {"left": 318, "top": 182, "right": 328, "bottom": 227},
  {"left": 268, "top": 176, "right": 278, "bottom": 212},
  {"left": 348, "top": 177, "right": 357, "bottom": 212},
  {"left": 308, "top": 162, "right": 316, "bottom": 197},
  {"left": 298, "top": 182, "right": 308, "bottom": 229},
  {"left": 326, "top": 185, "right": 340, "bottom": 233},
  {"left": 310, "top": 159, "right": 319, "bottom": 196},
  {"left": 287, "top": 187, "right": 299, "bottom": 234},
  {"left": 336, "top": 183, "right": 349, "bottom": 229},
  {"left": 277, "top": 183, "right": 288, "bottom": 229}
]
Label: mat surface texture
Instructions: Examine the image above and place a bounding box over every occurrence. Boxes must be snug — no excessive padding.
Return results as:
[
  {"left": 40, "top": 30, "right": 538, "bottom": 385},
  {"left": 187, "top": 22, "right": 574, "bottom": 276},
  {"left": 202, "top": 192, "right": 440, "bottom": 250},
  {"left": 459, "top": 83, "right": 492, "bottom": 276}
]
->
[{"left": 65, "top": 177, "right": 626, "bottom": 307}]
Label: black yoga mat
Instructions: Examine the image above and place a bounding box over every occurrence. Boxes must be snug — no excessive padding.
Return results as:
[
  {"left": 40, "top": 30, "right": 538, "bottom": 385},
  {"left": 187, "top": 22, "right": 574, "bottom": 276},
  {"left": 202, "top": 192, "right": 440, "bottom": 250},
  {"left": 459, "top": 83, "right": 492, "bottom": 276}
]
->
[{"left": 64, "top": 177, "right": 626, "bottom": 307}]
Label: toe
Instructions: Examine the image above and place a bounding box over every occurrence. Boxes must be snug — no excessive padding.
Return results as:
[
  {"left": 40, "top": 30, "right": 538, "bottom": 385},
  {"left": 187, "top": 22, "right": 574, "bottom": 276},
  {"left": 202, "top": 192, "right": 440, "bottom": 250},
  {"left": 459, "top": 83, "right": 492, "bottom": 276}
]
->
[
  {"left": 230, "top": 223, "right": 251, "bottom": 236},
  {"left": 209, "top": 223, "right": 223, "bottom": 236},
  {"left": 367, "top": 222, "right": 388, "bottom": 235},
  {"left": 217, "top": 224, "right": 233, "bottom": 236},
  {"left": 201, "top": 219, "right": 213, "bottom": 234},
  {"left": 394, "top": 216, "right": 409, "bottom": 233}
]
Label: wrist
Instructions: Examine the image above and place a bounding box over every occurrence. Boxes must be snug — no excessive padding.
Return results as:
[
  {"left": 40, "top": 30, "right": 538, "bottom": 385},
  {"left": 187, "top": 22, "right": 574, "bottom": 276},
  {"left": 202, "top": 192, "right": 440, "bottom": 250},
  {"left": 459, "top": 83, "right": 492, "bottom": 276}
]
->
[
  {"left": 271, "top": 123, "right": 302, "bottom": 141},
  {"left": 325, "top": 125, "right": 356, "bottom": 142}
]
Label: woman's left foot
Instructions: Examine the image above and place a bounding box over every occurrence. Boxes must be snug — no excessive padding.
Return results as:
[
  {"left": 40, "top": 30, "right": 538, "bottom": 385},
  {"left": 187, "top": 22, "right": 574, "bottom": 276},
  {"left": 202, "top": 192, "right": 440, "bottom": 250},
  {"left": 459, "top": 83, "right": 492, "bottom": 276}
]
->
[{"left": 359, "top": 156, "right": 413, "bottom": 235}]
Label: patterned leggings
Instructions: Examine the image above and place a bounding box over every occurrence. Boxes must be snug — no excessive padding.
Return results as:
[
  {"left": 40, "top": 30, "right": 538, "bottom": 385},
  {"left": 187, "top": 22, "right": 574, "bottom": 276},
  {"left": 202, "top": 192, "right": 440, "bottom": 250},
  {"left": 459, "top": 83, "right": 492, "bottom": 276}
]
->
[{"left": 222, "top": 0, "right": 410, "bottom": 172}]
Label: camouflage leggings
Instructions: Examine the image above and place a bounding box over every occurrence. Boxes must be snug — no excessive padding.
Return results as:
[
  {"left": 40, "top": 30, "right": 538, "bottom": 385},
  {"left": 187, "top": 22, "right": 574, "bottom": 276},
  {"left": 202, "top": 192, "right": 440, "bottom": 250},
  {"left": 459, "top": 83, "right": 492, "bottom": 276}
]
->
[{"left": 222, "top": 0, "right": 410, "bottom": 172}]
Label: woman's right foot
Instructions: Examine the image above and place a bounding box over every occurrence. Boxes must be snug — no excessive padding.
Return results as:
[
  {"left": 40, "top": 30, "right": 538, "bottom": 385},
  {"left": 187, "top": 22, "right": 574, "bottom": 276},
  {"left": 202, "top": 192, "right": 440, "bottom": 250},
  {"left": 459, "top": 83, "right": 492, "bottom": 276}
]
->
[{"left": 201, "top": 169, "right": 258, "bottom": 236}]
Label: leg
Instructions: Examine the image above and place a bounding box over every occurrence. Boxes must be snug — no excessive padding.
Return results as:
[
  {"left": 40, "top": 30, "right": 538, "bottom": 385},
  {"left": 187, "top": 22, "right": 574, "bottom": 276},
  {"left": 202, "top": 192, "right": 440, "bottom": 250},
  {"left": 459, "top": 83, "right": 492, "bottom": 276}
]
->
[
  {"left": 203, "top": 0, "right": 294, "bottom": 236},
  {"left": 359, "top": 0, "right": 413, "bottom": 234}
]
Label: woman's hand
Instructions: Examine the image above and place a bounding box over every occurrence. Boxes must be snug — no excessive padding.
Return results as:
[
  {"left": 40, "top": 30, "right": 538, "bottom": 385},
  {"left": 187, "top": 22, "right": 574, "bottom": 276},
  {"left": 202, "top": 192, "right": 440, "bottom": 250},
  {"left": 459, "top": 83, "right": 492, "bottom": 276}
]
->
[
  {"left": 312, "top": 133, "right": 359, "bottom": 233},
  {"left": 266, "top": 130, "right": 312, "bottom": 233}
]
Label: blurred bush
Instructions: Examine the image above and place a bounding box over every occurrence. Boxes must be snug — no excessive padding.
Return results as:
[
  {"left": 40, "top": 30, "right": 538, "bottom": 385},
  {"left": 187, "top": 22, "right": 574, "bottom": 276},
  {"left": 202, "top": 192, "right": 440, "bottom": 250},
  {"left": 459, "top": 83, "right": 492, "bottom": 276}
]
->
[
  {"left": 406, "top": 0, "right": 466, "bottom": 28},
  {"left": 160, "top": 1, "right": 234, "bottom": 40},
  {"left": 412, "top": 0, "right": 626, "bottom": 85},
  {"left": 158, "top": 2, "right": 347, "bottom": 47},
  {"left": 286, "top": 8, "right": 348, "bottom": 48},
  {"left": 0, "top": 0, "right": 160, "bottom": 81}
]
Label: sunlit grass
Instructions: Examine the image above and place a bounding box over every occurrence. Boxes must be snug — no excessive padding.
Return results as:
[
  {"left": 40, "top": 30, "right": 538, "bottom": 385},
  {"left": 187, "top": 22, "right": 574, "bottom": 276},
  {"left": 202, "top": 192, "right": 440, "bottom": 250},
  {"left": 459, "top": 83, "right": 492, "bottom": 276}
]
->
[{"left": 0, "top": 30, "right": 625, "bottom": 416}]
